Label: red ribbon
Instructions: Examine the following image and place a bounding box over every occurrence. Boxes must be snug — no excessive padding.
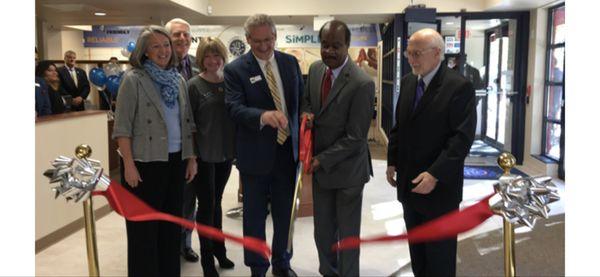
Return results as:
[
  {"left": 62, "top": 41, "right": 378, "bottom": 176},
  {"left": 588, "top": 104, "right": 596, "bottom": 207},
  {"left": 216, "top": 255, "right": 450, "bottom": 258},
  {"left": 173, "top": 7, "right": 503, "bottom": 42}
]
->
[
  {"left": 92, "top": 181, "right": 271, "bottom": 259},
  {"left": 334, "top": 193, "right": 496, "bottom": 251},
  {"left": 299, "top": 116, "right": 313, "bottom": 174}
]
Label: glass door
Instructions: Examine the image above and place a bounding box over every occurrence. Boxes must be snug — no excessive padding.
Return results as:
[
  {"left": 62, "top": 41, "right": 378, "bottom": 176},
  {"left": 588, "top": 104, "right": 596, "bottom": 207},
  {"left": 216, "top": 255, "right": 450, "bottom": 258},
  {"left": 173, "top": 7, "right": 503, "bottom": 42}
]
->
[{"left": 464, "top": 19, "right": 517, "bottom": 155}]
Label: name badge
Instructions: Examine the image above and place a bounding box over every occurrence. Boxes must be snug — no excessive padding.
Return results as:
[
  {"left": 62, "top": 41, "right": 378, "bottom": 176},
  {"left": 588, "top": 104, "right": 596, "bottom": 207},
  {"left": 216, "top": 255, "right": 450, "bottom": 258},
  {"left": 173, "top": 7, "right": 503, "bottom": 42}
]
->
[{"left": 249, "top": 75, "right": 262, "bottom": 84}]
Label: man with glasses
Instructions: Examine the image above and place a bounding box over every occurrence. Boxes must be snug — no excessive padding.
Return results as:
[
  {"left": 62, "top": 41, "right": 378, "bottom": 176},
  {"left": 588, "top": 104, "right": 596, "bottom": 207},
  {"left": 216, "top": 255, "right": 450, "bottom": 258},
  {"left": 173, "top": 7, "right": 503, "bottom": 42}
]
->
[
  {"left": 224, "top": 13, "right": 303, "bottom": 277},
  {"left": 386, "top": 28, "right": 476, "bottom": 277}
]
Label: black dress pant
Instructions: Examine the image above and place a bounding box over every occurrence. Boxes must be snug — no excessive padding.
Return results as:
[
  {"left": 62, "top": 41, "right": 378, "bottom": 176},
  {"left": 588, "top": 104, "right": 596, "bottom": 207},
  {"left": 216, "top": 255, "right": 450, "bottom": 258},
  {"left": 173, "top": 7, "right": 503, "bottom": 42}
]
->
[
  {"left": 121, "top": 152, "right": 185, "bottom": 277},
  {"left": 402, "top": 202, "right": 458, "bottom": 277},
  {"left": 194, "top": 159, "right": 233, "bottom": 258}
]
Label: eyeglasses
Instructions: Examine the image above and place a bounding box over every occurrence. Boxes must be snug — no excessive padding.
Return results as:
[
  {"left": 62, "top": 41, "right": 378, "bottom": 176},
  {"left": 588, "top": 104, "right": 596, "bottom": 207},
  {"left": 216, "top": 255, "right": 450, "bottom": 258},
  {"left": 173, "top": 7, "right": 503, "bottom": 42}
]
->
[
  {"left": 403, "top": 48, "right": 436, "bottom": 59},
  {"left": 249, "top": 36, "right": 275, "bottom": 45}
]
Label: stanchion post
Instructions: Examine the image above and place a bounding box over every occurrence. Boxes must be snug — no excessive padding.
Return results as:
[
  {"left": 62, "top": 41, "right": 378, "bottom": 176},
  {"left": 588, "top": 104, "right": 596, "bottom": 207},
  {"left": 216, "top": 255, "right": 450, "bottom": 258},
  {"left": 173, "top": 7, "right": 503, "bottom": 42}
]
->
[
  {"left": 76, "top": 145, "right": 100, "bottom": 276},
  {"left": 497, "top": 152, "right": 517, "bottom": 277}
]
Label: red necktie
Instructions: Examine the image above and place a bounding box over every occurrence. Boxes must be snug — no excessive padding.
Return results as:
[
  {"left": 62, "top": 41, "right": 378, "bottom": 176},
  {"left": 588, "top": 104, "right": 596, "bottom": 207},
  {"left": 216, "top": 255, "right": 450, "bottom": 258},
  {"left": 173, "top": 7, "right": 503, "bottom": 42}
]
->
[{"left": 321, "top": 68, "right": 333, "bottom": 105}]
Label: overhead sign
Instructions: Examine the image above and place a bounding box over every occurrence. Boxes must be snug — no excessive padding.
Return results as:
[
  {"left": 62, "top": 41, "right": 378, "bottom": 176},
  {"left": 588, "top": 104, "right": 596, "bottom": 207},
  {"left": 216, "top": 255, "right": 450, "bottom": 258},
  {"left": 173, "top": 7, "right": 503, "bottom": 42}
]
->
[{"left": 83, "top": 25, "right": 144, "bottom": 48}]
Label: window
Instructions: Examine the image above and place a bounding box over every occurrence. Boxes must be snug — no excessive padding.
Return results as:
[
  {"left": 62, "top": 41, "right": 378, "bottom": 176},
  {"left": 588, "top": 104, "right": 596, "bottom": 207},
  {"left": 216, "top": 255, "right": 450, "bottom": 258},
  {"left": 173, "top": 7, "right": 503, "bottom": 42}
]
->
[{"left": 542, "top": 4, "right": 565, "bottom": 161}]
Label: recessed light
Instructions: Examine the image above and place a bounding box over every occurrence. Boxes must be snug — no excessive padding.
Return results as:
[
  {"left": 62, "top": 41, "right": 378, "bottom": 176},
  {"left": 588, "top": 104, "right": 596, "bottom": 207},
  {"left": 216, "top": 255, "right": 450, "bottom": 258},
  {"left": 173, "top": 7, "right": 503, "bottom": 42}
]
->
[
  {"left": 446, "top": 22, "right": 455, "bottom": 25},
  {"left": 94, "top": 12, "right": 106, "bottom": 16}
]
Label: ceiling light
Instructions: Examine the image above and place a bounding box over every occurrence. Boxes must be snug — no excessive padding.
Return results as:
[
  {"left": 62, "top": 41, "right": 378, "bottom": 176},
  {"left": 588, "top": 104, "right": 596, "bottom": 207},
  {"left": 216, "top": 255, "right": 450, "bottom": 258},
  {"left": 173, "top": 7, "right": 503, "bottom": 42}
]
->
[
  {"left": 65, "top": 25, "right": 93, "bottom": 31},
  {"left": 94, "top": 12, "right": 106, "bottom": 16},
  {"left": 446, "top": 22, "right": 455, "bottom": 25}
]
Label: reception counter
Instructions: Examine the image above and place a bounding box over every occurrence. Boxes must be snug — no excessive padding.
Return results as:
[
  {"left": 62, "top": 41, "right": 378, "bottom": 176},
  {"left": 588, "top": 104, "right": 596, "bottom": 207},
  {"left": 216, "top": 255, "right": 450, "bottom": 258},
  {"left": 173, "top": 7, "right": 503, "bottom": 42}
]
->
[{"left": 35, "top": 111, "right": 112, "bottom": 252}]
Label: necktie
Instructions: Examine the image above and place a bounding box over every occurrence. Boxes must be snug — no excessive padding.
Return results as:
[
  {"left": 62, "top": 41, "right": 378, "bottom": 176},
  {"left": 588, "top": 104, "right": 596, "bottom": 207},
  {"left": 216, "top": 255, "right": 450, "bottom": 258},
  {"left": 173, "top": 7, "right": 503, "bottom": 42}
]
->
[
  {"left": 321, "top": 68, "right": 333, "bottom": 106},
  {"left": 70, "top": 68, "right": 78, "bottom": 87},
  {"left": 179, "top": 58, "right": 190, "bottom": 80},
  {"left": 413, "top": 78, "right": 425, "bottom": 111},
  {"left": 265, "top": 61, "right": 289, "bottom": 145}
]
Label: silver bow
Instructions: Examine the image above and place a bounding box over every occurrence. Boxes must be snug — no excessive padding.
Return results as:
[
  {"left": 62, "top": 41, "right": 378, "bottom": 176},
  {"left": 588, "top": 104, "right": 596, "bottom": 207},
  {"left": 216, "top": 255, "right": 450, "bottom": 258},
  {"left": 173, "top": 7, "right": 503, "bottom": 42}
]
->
[
  {"left": 44, "top": 155, "right": 110, "bottom": 202},
  {"left": 489, "top": 176, "right": 560, "bottom": 228}
]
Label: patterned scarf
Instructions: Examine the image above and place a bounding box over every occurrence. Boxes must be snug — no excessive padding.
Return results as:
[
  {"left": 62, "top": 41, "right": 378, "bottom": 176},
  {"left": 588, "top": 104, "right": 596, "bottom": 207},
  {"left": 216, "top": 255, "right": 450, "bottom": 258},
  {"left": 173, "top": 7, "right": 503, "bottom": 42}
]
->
[{"left": 143, "top": 60, "right": 180, "bottom": 108}]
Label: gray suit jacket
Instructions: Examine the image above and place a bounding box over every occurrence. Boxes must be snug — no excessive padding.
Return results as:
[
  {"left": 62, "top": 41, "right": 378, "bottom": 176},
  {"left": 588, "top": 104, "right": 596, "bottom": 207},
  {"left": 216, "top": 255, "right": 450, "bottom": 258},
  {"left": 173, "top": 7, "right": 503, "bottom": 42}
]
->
[
  {"left": 301, "top": 59, "right": 375, "bottom": 188},
  {"left": 112, "top": 68, "right": 196, "bottom": 162}
]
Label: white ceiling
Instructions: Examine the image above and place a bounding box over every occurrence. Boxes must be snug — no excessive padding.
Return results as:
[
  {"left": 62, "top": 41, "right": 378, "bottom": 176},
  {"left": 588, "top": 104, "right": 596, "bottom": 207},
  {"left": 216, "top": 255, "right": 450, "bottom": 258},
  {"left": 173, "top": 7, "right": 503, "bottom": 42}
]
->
[{"left": 36, "top": 0, "right": 562, "bottom": 28}]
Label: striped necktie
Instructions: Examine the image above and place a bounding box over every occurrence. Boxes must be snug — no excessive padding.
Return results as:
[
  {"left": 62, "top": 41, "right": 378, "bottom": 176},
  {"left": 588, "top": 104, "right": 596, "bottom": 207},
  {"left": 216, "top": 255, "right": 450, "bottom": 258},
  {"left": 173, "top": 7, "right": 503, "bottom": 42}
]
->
[
  {"left": 70, "top": 68, "right": 78, "bottom": 87},
  {"left": 265, "top": 61, "right": 289, "bottom": 145}
]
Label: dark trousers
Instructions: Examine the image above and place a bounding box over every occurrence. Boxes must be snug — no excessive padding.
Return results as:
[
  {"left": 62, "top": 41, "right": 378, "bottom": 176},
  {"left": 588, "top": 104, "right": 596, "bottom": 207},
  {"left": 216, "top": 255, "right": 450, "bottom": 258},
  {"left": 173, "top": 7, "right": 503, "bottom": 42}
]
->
[
  {"left": 241, "top": 139, "right": 296, "bottom": 275},
  {"left": 313, "top": 182, "right": 364, "bottom": 277},
  {"left": 121, "top": 152, "right": 185, "bottom": 277},
  {"left": 194, "top": 159, "right": 233, "bottom": 259},
  {"left": 402, "top": 203, "right": 458, "bottom": 277},
  {"left": 181, "top": 175, "right": 196, "bottom": 250}
]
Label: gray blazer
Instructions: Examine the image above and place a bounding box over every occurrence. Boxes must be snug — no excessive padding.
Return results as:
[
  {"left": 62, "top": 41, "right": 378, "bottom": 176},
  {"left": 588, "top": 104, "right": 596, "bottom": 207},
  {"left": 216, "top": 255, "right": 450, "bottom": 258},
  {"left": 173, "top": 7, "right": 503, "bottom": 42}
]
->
[
  {"left": 112, "top": 68, "right": 196, "bottom": 162},
  {"left": 301, "top": 60, "right": 375, "bottom": 188}
]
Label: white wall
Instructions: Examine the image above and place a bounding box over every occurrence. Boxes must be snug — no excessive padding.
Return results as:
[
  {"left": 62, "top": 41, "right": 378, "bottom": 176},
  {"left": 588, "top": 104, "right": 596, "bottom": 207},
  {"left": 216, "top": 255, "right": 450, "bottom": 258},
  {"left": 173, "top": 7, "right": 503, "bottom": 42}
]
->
[
  {"left": 465, "top": 31, "right": 485, "bottom": 69},
  {"left": 35, "top": 112, "right": 110, "bottom": 241},
  {"left": 208, "top": 0, "right": 487, "bottom": 16}
]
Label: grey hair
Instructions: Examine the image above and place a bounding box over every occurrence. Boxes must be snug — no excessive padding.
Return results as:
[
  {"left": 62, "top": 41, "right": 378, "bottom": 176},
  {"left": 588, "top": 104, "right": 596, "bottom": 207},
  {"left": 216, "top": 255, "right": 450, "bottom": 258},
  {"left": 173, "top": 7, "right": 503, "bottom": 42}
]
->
[
  {"left": 129, "top": 25, "right": 178, "bottom": 69},
  {"left": 64, "top": 50, "right": 76, "bottom": 57},
  {"left": 244, "top": 14, "right": 277, "bottom": 38},
  {"left": 165, "top": 18, "right": 191, "bottom": 34}
]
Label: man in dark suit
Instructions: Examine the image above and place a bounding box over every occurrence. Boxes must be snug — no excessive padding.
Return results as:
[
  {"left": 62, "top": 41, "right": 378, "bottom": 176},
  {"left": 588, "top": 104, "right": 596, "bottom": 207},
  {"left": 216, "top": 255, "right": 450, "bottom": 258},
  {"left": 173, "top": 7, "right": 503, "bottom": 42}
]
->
[
  {"left": 58, "top": 50, "right": 90, "bottom": 111},
  {"left": 301, "top": 20, "right": 374, "bottom": 277},
  {"left": 224, "top": 14, "right": 303, "bottom": 277},
  {"left": 165, "top": 17, "right": 202, "bottom": 264},
  {"left": 386, "top": 28, "right": 476, "bottom": 277}
]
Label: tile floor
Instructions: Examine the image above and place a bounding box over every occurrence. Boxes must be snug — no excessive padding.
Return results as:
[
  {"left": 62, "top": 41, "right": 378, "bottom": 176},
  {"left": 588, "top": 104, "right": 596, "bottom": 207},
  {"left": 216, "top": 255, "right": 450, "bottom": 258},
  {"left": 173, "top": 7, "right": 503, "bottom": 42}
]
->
[{"left": 35, "top": 157, "right": 565, "bottom": 276}]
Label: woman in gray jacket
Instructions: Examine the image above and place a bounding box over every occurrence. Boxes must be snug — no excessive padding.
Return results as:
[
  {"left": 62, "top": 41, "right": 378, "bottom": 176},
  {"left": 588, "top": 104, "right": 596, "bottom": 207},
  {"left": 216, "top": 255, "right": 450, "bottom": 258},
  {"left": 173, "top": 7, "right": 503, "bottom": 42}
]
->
[{"left": 112, "top": 25, "right": 197, "bottom": 277}]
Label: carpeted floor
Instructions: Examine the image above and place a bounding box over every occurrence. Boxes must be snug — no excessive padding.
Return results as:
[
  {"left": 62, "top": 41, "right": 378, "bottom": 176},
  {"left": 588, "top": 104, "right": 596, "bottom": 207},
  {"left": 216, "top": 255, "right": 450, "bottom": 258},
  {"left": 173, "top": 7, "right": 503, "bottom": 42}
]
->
[
  {"left": 457, "top": 214, "right": 564, "bottom": 276},
  {"left": 464, "top": 165, "right": 529, "bottom": 180}
]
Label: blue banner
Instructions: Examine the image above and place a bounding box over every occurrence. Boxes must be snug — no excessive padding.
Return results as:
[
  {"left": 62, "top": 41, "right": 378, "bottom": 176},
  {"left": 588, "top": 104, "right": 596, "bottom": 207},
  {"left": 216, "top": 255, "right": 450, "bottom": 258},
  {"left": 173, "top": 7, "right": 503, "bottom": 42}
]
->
[{"left": 84, "top": 25, "right": 144, "bottom": 48}]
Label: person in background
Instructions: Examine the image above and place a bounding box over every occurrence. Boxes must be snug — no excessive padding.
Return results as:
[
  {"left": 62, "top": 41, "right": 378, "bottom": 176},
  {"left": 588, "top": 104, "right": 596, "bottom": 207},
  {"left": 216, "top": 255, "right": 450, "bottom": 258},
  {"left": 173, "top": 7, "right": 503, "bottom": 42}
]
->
[
  {"left": 446, "top": 54, "right": 484, "bottom": 90},
  {"left": 187, "top": 36, "right": 236, "bottom": 277},
  {"left": 58, "top": 50, "right": 90, "bottom": 111},
  {"left": 112, "top": 25, "right": 197, "bottom": 277},
  {"left": 36, "top": 61, "right": 67, "bottom": 114},
  {"left": 100, "top": 56, "right": 123, "bottom": 111},
  {"left": 165, "top": 17, "right": 202, "bottom": 263},
  {"left": 35, "top": 48, "right": 52, "bottom": 117},
  {"left": 224, "top": 14, "right": 303, "bottom": 277}
]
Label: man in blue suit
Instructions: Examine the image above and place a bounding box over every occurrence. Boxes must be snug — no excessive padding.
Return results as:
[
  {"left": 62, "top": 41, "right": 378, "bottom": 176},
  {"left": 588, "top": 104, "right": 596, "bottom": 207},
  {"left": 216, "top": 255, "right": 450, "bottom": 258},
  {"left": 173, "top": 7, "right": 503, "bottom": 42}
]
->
[{"left": 224, "top": 13, "right": 303, "bottom": 277}]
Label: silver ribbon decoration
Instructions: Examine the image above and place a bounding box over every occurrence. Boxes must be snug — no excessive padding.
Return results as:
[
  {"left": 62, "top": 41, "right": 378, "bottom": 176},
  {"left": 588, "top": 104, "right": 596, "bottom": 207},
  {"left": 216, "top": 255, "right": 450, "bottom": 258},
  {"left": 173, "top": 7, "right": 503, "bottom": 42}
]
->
[
  {"left": 489, "top": 176, "right": 561, "bottom": 228},
  {"left": 44, "top": 155, "right": 111, "bottom": 202}
]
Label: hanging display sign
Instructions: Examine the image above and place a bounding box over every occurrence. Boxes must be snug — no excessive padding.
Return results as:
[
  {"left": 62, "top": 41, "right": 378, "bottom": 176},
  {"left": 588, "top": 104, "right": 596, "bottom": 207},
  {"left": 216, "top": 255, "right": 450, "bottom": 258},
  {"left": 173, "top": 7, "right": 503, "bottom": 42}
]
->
[
  {"left": 84, "top": 24, "right": 380, "bottom": 49},
  {"left": 83, "top": 25, "right": 144, "bottom": 48}
]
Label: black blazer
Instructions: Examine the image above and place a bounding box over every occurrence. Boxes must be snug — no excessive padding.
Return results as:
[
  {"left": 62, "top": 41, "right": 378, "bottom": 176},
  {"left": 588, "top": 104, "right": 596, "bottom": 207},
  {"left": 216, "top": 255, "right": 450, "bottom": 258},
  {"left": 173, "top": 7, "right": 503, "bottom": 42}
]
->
[
  {"left": 58, "top": 66, "right": 90, "bottom": 111},
  {"left": 387, "top": 65, "right": 476, "bottom": 216}
]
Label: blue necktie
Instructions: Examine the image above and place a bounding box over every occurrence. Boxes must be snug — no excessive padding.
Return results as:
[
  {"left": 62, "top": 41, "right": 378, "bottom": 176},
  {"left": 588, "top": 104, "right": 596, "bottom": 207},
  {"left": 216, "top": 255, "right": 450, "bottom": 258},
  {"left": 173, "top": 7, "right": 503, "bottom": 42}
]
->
[{"left": 413, "top": 78, "right": 425, "bottom": 111}]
